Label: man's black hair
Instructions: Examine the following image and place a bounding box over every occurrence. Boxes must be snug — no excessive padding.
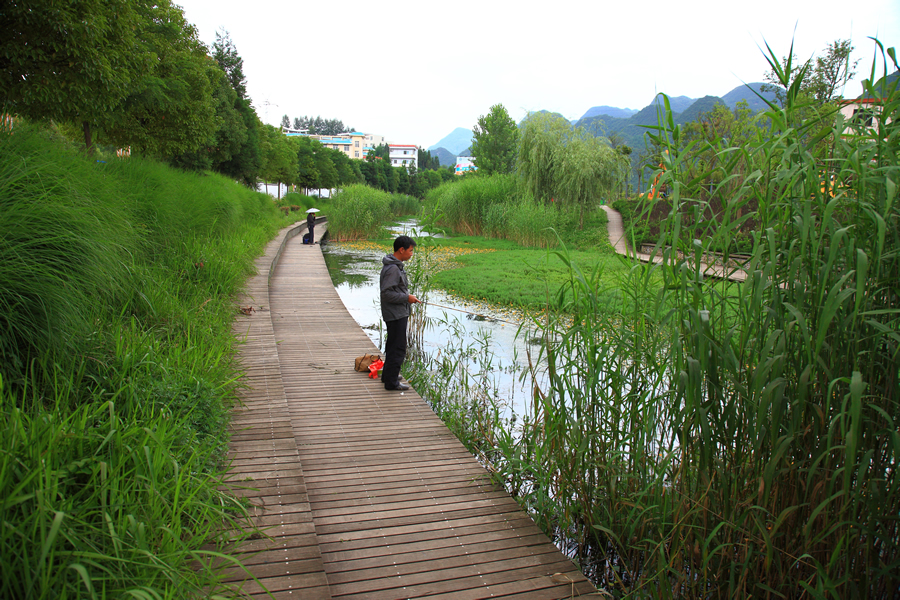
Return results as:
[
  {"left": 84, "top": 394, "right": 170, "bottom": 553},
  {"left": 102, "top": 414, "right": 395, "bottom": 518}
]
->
[{"left": 394, "top": 235, "right": 416, "bottom": 252}]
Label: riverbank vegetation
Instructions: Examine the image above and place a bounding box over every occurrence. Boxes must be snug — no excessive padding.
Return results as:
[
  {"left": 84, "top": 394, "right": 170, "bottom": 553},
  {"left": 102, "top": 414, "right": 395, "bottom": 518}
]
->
[
  {"left": 326, "top": 185, "right": 420, "bottom": 240},
  {"left": 411, "top": 44, "right": 900, "bottom": 597},
  {"left": 0, "top": 124, "right": 291, "bottom": 597},
  {"left": 424, "top": 110, "right": 628, "bottom": 250}
]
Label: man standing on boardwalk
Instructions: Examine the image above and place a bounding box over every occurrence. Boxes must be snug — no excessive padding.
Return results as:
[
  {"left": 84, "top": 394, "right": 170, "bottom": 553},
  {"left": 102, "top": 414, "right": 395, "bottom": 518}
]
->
[{"left": 380, "top": 235, "right": 420, "bottom": 391}]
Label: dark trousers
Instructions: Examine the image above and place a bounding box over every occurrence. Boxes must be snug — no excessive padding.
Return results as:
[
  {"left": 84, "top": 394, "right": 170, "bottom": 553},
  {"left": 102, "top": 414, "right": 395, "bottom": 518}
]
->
[
  {"left": 307, "top": 224, "right": 314, "bottom": 243},
  {"left": 382, "top": 317, "right": 407, "bottom": 388}
]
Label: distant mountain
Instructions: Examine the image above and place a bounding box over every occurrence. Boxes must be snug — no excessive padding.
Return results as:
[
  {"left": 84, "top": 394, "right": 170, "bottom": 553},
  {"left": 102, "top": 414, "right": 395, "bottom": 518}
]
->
[
  {"left": 676, "top": 96, "right": 725, "bottom": 124},
  {"left": 859, "top": 70, "right": 898, "bottom": 98},
  {"left": 429, "top": 147, "right": 457, "bottom": 167},
  {"left": 428, "top": 127, "right": 472, "bottom": 156},
  {"left": 579, "top": 105, "right": 638, "bottom": 120},
  {"left": 429, "top": 83, "right": 784, "bottom": 169},
  {"left": 656, "top": 95, "right": 696, "bottom": 114},
  {"left": 721, "top": 82, "right": 777, "bottom": 111}
]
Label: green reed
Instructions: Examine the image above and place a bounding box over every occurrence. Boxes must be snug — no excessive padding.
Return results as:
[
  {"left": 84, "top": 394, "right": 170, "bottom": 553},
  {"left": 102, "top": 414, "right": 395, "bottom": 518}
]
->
[
  {"left": 485, "top": 45, "right": 900, "bottom": 598},
  {"left": 425, "top": 173, "right": 611, "bottom": 249},
  {"left": 327, "top": 184, "right": 419, "bottom": 240}
]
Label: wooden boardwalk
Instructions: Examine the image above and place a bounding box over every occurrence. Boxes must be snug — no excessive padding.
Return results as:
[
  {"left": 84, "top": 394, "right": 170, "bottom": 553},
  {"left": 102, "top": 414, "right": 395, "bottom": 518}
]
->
[
  {"left": 224, "top": 220, "right": 598, "bottom": 599},
  {"left": 600, "top": 205, "right": 748, "bottom": 282}
]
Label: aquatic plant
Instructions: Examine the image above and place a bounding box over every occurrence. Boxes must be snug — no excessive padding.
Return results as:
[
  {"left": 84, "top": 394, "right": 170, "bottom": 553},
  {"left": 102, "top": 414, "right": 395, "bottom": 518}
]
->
[{"left": 492, "top": 42, "right": 900, "bottom": 597}]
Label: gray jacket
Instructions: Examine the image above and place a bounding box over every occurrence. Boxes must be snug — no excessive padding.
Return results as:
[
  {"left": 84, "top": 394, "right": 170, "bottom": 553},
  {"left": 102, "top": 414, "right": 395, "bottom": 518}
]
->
[{"left": 380, "top": 254, "right": 410, "bottom": 322}]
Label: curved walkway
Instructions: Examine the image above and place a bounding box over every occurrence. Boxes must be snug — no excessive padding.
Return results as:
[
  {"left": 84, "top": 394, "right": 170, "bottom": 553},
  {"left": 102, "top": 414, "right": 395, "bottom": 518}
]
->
[
  {"left": 223, "top": 220, "right": 598, "bottom": 599},
  {"left": 600, "top": 205, "right": 747, "bottom": 282}
]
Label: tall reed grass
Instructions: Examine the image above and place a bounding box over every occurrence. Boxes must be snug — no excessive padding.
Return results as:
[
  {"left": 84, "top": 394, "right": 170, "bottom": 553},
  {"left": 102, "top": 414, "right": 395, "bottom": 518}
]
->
[
  {"left": 439, "top": 47, "right": 899, "bottom": 597},
  {"left": 0, "top": 122, "right": 286, "bottom": 597},
  {"left": 327, "top": 184, "right": 419, "bottom": 240},
  {"left": 425, "top": 173, "right": 609, "bottom": 248}
]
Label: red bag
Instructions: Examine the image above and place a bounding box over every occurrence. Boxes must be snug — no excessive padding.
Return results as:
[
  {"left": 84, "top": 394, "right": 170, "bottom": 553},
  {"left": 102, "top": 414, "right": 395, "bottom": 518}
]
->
[{"left": 367, "top": 359, "right": 384, "bottom": 379}]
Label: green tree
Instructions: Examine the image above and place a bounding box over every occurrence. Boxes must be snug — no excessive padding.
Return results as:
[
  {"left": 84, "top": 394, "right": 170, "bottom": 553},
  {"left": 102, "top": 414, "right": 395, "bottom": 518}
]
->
[
  {"left": 212, "top": 32, "right": 261, "bottom": 185},
  {"left": 104, "top": 1, "right": 215, "bottom": 157},
  {"left": 0, "top": 0, "right": 145, "bottom": 148},
  {"left": 329, "top": 149, "right": 359, "bottom": 188},
  {"left": 214, "top": 97, "right": 261, "bottom": 186},
  {"left": 607, "top": 133, "right": 633, "bottom": 200},
  {"left": 366, "top": 143, "right": 390, "bottom": 162},
  {"left": 518, "top": 111, "right": 625, "bottom": 226},
  {"left": 417, "top": 147, "right": 441, "bottom": 170},
  {"left": 762, "top": 39, "right": 859, "bottom": 106},
  {"left": 397, "top": 164, "right": 410, "bottom": 194},
  {"left": 294, "top": 136, "right": 320, "bottom": 193},
  {"left": 517, "top": 111, "right": 571, "bottom": 202},
  {"left": 808, "top": 39, "right": 859, "bottom": 102},
  {"left": 556, "top": 133, "right": 624, "bottom": 226},
  {"left": 314, "top": 146, "right": 338, "bottom": 191},
  {"left": 213, "top": 28, "right": 248, "bottom": 100},
  {"left": 169, "top": 65, "right": 243, "bottom": 172},
  {"left": 260, "top": 125, "right": 296, "bottom": 198},
  {"left": 281, "top": 114, "right": 291, "bottom": 129},
  {"left": 382, "top": 159, "right": 399, "bottom": 193},
  {"left": 358, "top": 160, "right": 382, "bottom": 189},
  {"left": 471, "top": 103, "right": 519, "bottom": 175}
]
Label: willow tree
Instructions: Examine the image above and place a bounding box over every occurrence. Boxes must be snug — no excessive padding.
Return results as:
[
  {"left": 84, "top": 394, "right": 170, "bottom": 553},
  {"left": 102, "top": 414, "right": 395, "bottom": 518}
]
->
[
  {"left": 517, "top": 111, "right": 570, "bottom": 203},
  {"left": 518, "top": 112, "right": 625, "bottom": 227},
  {"left": 556, "top": 134, "right": 625, "bottom": 227}
]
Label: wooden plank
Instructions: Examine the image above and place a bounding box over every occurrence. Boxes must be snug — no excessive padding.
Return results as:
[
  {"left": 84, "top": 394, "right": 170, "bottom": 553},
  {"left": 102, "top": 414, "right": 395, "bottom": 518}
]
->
[
  {"left": 223, "top": 222, "right": 332, "bottom": 599},
  {"left": 263, "top": 229, "right": 597, "bottom": 599}
]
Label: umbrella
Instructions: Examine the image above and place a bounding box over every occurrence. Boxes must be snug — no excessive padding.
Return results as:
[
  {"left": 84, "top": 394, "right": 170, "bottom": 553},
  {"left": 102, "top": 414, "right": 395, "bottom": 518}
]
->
[{"left": 306, "top": 208, "right": 320, "bottom": 213}]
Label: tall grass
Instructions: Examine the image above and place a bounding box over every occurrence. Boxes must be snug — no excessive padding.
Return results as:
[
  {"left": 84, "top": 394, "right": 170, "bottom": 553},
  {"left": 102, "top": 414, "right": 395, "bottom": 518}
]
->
[
  {"left": 426, "top": 173, "right": 518, "bottom": 235},
  {"left": 327, "top": 183, "right": 419, "bottom": 240},
  {"left": 465, "top": 46, "right": 899, "bottom": 597},
  {"left": 0, "top": 123, "right": 286, "bottom": 596},
  {"left": 425, "top": 173, "right": 609, "bottom": 249}
]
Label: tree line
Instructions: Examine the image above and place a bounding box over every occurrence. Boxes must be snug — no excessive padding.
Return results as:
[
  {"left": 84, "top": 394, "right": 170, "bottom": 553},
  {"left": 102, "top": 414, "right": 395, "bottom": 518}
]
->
[
  {"left": 281, "top": 115, "right": 353, "bottom": 136},
  {"left": 0, "top": 0, "right": 450, "bottom": 197},
  {"left": 261, "top": 136, "right": 455, "bottom": 198}
]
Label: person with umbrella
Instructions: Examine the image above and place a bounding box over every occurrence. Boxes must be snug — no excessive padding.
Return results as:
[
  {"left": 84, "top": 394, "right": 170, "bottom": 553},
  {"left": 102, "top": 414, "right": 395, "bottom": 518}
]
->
[{"left": 306, "top": 208, "right": 319, "bottom": 244}]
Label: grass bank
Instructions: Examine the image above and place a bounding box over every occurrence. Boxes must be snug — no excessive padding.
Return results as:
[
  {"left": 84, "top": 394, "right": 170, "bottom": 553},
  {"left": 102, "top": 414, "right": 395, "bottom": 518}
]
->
[
  {"left": 348, "top": 230, "right": 649, "bottom": 318},
  {"left": 0, "top": 123, "right": 295, "bottom": 597}
]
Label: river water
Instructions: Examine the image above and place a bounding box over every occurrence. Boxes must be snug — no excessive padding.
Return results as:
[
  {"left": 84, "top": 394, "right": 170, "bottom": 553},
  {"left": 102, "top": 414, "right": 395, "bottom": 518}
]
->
[{"left": 321, "top": 222, "right": 545, "bottom": 418}]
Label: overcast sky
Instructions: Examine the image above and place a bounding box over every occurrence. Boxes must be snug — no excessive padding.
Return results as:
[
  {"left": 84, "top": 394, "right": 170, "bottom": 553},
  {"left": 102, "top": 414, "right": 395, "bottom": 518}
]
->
[{"left": 175, "top": 0, "right": 899, "bottom": 149}]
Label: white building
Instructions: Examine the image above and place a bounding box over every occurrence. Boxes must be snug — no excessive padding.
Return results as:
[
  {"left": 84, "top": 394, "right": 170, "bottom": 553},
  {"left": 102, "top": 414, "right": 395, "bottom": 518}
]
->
[
  {"left": 283, "top": 130, "right": 367, "bottom": 160},
  {"left": 364, "top": 133, "right": 386, "bottom": 148},
  {"left": 389, "top": 144, "right": 418, "bottom": 169}
]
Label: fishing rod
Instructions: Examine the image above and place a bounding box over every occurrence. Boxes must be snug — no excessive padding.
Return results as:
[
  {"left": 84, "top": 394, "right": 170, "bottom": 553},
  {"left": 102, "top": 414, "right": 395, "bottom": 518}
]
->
[{"left": 418, "top": 301, "right": 522, "bottom": 326}]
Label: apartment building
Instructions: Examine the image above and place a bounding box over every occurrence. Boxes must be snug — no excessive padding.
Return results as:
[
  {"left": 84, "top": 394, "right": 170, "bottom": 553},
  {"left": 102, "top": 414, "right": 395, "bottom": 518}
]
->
[
  {"left": 283, "top": 129, "right": 418, "bottom": 165},
  {"left": 389, "top": 144, "right": 418, "bottom": 169},
  {"left": 284, "top": 130, "right": 367, "bottom": 159}
]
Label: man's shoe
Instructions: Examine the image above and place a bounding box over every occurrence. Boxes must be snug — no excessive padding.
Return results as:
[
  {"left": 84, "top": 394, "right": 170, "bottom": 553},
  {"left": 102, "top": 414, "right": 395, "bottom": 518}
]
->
[{"left": 385, "top": 382, "right": 410, "bottom": 391}]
